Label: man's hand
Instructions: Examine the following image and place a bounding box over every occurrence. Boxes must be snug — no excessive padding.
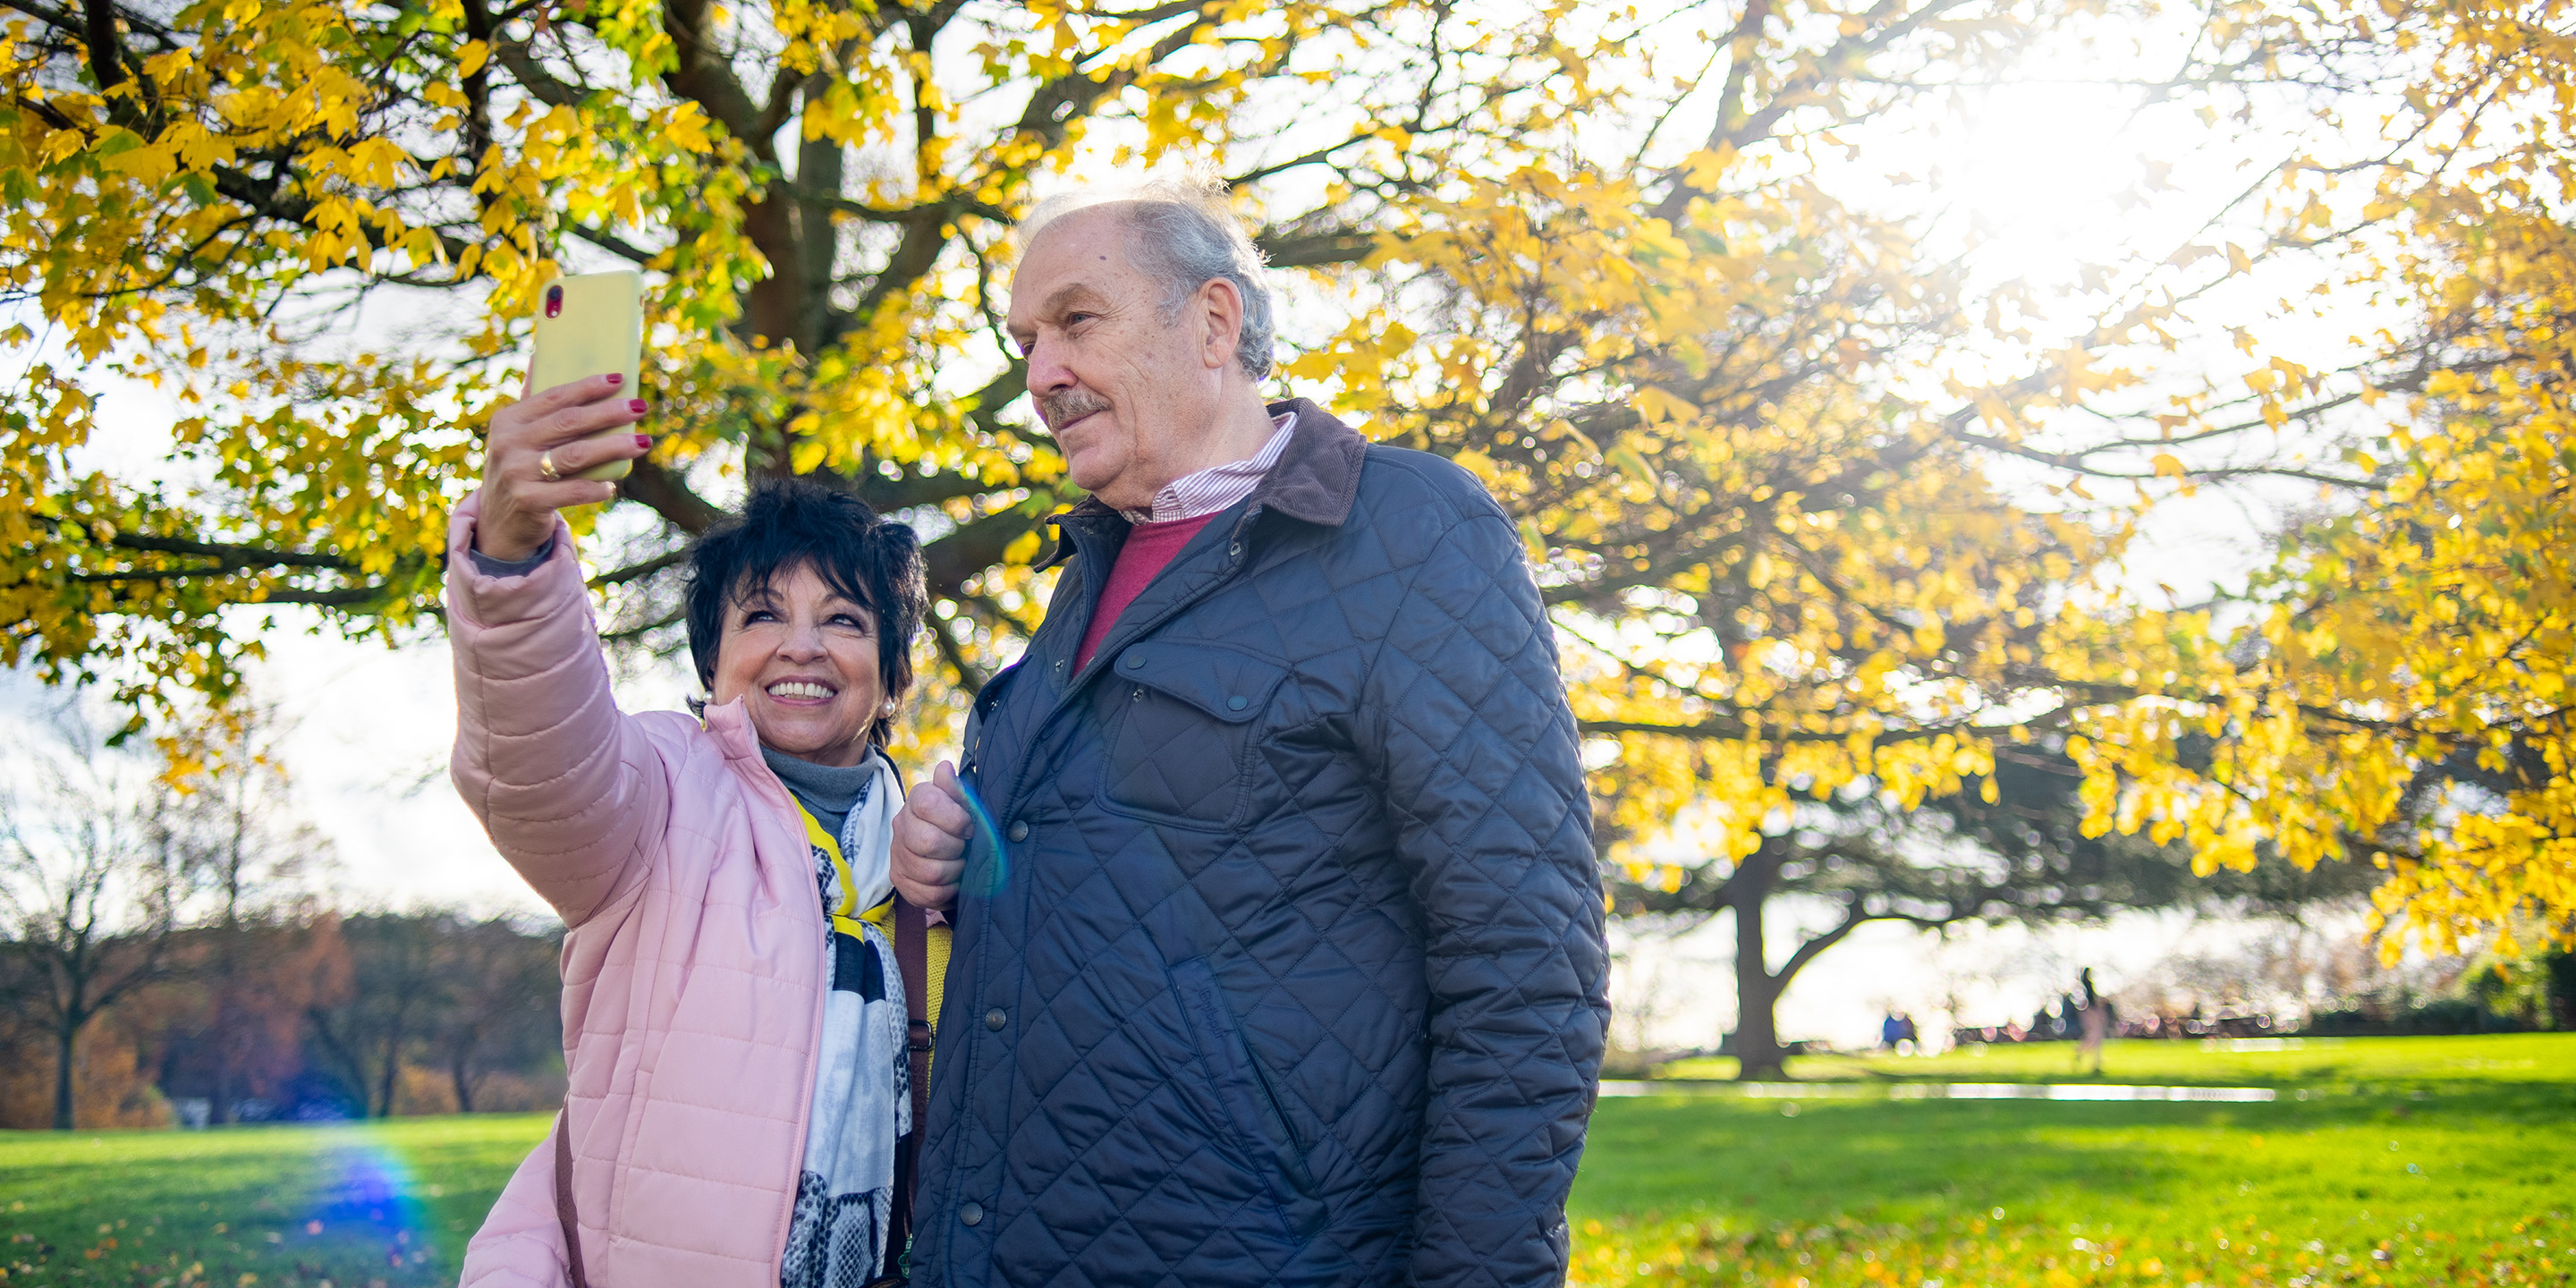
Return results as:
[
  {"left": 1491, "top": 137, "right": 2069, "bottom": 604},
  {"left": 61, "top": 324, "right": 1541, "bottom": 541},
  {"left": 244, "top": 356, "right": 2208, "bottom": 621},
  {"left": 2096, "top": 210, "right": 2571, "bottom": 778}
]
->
[{"left": 893, "top": 760, "right": 973, "bottom": 910}]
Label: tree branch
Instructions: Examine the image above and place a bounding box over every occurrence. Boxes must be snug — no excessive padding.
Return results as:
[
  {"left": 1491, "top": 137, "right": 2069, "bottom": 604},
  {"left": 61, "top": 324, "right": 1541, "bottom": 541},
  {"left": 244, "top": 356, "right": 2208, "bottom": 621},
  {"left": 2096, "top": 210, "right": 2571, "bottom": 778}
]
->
[
  {"left": 659, "top": 0, "right": 766, "bottom": 147},
  {"left": 617, "top": 459, "right": 725, "bottom": 534},
  {"left": 589, "top": 549, "right": 686, "bottom": 588},
  {"left": 80, "top": 0, "right": 128, "bottom": 94},
  {"left": 490, "top": 37, "right": 586, "bottom": 107},
  {"left": 921, "top": 507, "right": 1047, "bottom": 600},
  {"left": 1769, "top": 894, "right": 1873, "bottom": 989},
  {"left": 106, "top": 532, "right": 357, "bottom": 572},
  {"left": 1255, "top": 226, "right": 1381, "bottom": 268},
  {"left": 927, "top": 610, "right": 987, "bottom": 697}
]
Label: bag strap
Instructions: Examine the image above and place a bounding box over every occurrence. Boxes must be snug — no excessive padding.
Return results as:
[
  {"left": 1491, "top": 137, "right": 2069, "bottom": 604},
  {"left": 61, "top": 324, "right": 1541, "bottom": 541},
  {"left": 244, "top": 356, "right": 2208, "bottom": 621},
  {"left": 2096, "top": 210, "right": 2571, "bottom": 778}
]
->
[
  {"left": 894, "top": 896, "right": 933, "bottom": 1157},
  {"left": 555, "top": 1111, "right": 592, "bottom": 1288},
  {"left": 878, "top": 896, "right": 934, "bottom": 1284}
]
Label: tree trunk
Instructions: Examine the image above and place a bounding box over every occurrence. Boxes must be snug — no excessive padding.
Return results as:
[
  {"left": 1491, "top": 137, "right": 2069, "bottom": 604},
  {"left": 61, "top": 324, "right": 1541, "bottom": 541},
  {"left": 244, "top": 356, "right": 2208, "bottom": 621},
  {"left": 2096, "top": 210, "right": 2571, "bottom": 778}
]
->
[
  {"left": 1731, "top": 853, "right": 1789, "bottom": 1081},
  {"left": 212, "top": 1058, "right": 234, "bottom": 1126},
  {"left": 451, "top": 1051, "right": 476, "bottom": 1114},
  {"left": 375, "top": 1023, "right": 403, "bottom": 1118},
  {"left": 52, "top": 1013, "right": 80, "bottom": 1130},
  {"left": 794, "top": 113, "right": 844, "bottom": 355},
  {"left": 211, "top": 902, "right": 242, "bottom": 1125}
]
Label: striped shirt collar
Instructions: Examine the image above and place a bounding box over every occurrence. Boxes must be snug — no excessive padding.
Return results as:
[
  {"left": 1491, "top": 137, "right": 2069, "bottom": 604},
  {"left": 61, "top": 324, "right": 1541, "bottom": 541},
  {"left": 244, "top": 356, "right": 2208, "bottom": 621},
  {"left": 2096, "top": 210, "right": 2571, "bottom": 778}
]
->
[{"left": 1115, "top": 411, "right": 1297, "bottom": 524}]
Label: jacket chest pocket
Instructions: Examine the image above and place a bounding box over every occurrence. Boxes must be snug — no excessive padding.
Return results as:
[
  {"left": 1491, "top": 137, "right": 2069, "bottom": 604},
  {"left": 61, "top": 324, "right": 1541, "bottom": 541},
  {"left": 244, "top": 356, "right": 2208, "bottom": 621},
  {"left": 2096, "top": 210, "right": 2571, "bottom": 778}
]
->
[{"left": 1098, "top": 641, "right": 1289, "bottom": 831}]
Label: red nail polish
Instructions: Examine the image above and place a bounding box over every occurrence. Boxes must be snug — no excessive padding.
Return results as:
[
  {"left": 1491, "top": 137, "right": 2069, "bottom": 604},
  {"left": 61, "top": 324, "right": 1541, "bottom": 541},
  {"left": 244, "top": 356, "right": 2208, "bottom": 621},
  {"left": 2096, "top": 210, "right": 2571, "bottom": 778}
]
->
[
  {"left": 605, "top": 373, "right": 623, "bottom": 386},
  {"left": 634, "top": 435, "right": 651, "bottom": 449},
  {"left": 629, "top": 399, "right": 648, "bottom": 413}
]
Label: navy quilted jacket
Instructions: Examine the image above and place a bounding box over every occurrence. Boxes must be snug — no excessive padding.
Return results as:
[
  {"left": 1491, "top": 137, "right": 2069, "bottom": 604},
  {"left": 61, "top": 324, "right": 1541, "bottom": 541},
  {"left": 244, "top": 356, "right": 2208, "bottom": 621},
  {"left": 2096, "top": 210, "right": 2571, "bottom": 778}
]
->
[{"left": 911, "top": 401, "right": 1609, "bottom": 1288}]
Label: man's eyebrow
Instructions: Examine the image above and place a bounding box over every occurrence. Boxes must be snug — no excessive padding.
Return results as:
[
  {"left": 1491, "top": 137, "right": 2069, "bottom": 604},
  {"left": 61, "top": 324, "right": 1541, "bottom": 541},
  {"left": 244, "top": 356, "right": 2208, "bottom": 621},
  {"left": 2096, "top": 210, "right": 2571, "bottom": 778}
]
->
[{"left": 1041, "top": 283, "right": 1109, "bottom": 316}]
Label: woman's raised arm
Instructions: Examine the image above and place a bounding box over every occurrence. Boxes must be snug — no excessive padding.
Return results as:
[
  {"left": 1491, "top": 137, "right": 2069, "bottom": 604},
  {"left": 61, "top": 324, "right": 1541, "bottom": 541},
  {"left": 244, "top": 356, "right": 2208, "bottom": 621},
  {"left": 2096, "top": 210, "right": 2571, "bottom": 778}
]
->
[{"left": 447, "top": 375, "right": 663, "bottom": 925}]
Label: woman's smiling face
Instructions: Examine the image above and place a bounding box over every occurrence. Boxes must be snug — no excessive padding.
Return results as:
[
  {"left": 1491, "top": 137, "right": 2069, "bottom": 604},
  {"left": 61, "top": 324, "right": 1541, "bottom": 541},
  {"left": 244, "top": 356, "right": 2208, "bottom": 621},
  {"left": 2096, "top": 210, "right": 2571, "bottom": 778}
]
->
[{"left": 709, "top": 561, "right": 885, "bottom": 767}]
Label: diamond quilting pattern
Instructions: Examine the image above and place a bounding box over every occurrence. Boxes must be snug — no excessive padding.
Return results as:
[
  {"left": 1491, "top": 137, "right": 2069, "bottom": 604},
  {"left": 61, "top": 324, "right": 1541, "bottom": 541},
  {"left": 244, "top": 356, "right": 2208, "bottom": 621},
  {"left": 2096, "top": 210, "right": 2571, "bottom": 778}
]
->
[
  {"left": 1105, "top": 689, "right": 1243, "bottom": 825},
  {"left": 915, "top": 406, "right": 1606, "bottom": 1288}
]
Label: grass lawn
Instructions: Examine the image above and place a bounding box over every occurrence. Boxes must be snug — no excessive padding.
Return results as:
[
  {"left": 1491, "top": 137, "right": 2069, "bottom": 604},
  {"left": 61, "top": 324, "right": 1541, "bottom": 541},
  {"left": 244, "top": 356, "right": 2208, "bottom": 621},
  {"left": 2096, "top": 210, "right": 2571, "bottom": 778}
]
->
[
  {"left": 1657, "top": 1031, "right": 2572, "bottom": 1089},
  {"left": 0, "top": 1034, "right": 2568, "bottom": 1285},
  {"left": 1577, "top": 1032, "right": 2576, "bottom": 1285},
  {"left": 0, "top": 1114, "right": 547, "bottom": 1286}
]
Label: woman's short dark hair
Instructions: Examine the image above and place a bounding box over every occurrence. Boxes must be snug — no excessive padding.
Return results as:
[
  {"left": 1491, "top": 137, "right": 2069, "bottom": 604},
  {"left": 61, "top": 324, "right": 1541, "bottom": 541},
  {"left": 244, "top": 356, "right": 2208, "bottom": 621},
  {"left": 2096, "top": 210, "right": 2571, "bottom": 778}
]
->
[{"left": 683, "top": 477, "right": 927, "bottom": 748}]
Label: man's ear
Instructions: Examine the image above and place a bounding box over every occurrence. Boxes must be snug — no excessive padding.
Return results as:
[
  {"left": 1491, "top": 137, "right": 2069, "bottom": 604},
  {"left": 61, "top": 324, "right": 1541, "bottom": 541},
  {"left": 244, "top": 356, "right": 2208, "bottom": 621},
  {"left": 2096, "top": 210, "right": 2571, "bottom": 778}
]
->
[{"left": 1196, "top": 277, "right": 1244, "bottom": 371}]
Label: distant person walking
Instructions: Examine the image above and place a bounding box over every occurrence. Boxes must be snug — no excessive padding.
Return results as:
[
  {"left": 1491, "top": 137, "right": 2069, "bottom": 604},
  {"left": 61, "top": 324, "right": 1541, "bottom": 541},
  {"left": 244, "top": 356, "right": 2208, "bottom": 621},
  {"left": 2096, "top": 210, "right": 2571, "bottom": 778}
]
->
[{"left": 2077, "top": 968, "right": 2112, "bottom": 1075}]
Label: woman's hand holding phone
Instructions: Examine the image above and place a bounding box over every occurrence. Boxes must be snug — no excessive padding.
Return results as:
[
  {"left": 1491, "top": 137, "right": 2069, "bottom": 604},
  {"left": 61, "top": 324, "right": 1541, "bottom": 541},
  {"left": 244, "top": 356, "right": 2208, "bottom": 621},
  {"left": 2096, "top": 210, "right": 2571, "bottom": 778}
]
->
[{"left": 472, "top": 374, "right": 654, "bottom": 563}]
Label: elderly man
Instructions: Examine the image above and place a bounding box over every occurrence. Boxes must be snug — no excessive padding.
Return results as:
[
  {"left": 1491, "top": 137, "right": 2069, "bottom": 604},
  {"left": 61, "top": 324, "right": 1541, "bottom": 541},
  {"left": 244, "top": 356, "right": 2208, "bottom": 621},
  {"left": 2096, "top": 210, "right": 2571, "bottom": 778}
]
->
[{"left": 891, "top": 180, "right": 1607, "bottom": 1287}]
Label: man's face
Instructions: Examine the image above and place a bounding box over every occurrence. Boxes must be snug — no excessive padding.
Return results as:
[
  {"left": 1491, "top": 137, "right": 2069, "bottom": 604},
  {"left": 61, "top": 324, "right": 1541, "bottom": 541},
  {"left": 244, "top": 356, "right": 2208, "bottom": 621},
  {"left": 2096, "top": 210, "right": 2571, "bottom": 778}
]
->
[{"left": 1006, "top": 206, "right": 1226, "bottom": 512}]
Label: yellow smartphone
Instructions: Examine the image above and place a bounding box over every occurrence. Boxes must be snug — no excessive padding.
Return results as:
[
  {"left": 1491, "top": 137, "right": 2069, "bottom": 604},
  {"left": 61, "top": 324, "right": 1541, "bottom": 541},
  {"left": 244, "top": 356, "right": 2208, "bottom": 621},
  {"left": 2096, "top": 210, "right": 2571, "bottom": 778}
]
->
[{"left": 526, "top": 269, "right": 644, "bottom": 482}]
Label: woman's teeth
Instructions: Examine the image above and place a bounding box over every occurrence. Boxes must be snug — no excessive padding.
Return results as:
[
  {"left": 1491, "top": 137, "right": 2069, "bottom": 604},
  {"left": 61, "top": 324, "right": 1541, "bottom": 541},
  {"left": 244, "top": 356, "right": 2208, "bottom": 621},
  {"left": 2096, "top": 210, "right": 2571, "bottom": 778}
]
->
[{"left": 767, "top": 681, "right": 835, "bottom": 700}]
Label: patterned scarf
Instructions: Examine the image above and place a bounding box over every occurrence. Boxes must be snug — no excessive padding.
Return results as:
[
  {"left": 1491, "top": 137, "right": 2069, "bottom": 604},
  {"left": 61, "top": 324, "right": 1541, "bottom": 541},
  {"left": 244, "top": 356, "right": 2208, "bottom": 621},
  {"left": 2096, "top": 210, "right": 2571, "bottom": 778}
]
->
[{"left": 780, "top": 754, "right": 910, "bottom": 1288}]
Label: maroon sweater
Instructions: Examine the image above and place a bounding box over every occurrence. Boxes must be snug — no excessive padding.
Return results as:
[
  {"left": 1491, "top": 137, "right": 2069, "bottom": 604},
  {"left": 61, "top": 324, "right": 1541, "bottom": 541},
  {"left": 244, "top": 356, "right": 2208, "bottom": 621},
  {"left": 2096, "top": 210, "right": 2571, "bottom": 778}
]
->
[{"left": 1072, "top": 514, "right": 1216, "bottom": 670}]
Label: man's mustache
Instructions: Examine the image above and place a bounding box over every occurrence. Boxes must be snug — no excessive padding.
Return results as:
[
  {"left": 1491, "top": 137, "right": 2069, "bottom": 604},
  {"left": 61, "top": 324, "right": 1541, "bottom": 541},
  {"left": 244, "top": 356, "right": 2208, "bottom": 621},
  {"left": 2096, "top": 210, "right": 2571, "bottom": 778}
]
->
[{"left": 1038, "top": 387, "right": 1111, "bottom": 432}]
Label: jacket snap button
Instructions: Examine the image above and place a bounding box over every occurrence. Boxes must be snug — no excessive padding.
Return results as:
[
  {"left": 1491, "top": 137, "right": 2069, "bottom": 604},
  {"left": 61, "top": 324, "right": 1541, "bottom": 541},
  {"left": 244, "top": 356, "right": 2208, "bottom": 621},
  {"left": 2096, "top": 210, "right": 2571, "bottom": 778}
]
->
[
  {"left": 1006, "top": 820, "right": 1029, "bottom": 843},
  {"left": 985, "top": 1007, "right": 1008, "bottom": 1031},
  {"left": 1124, "top": 654, "right": 1144, "bottom": 669},
  {"left": 1226, "top": 695, "right": 1248, "bottom": 711},
  {"left": 960, "top": 1201, "right": 984, "bottom": 1226}
]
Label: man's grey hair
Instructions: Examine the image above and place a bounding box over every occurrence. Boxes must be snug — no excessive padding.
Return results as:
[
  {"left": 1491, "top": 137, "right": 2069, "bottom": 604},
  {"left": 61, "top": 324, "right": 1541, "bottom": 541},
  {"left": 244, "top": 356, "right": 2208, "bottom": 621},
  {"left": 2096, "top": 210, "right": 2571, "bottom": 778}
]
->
[{"left": 1020, "top": 176, "right": 1276, "bottom": 381}]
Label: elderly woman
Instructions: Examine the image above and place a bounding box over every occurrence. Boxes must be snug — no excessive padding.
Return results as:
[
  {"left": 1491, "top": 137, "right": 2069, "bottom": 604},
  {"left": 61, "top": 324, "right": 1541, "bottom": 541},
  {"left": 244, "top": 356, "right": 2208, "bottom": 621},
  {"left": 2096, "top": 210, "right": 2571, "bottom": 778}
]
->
[{"left": 446, "top": 373, "right": 941, "bottom": 1288}]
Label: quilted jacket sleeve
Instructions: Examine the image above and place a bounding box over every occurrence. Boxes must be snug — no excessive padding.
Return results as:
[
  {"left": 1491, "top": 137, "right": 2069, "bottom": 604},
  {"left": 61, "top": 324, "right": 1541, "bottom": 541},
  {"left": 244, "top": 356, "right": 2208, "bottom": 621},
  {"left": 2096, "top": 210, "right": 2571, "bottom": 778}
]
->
[
  {"left": 447, "top": 495, "right": 668, "bottom": 927},
  {"left": 1360, "top": 503, "right": 1610, "bottom": 1288}
]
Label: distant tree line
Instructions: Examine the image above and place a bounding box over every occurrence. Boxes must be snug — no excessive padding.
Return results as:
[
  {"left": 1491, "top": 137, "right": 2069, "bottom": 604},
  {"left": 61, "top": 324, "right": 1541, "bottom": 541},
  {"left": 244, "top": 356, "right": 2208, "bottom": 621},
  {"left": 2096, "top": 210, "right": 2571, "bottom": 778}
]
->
[
  {"left": 2301, "top": 950, "right": 2576, "bottom": 1038},
  {"left": 0, "top": 705, "right": 564, "bottom": 1130},
  {"left": 0, "top": 910, "right": 564, "bottom": 1131}
]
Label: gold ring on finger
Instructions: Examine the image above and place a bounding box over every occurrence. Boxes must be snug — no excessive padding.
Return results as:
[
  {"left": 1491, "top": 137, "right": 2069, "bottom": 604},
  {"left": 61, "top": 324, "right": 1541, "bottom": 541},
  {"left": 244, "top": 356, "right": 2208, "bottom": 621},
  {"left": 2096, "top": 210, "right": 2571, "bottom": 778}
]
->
[{"left": 538, "top": 449, "right": 561, "bottom": 482}]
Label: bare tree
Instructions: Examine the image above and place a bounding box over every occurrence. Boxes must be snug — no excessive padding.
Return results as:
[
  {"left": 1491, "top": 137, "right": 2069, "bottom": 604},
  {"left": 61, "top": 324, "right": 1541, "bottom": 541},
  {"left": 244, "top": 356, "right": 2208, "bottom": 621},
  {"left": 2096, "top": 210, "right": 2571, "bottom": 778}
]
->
[
  {"left": 433, "top": 916, "right": 563, "bottom": 1113},
  {"left": 306, "top": 911, "right": 450, "bottom": 1117},
  {"left": 171, "top": 706, "right": 333, "bottom": 1123},
  {"left": 0, "top": 718, "right": 199, "bottom": 1129}
]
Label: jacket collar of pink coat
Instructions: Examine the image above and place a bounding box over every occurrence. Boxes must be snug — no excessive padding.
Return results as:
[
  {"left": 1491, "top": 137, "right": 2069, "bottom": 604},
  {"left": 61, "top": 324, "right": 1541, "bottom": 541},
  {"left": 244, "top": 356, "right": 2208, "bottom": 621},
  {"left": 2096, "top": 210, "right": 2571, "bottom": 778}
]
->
[
  {"left": 701, "top": 696, "right": 806, "bottom": 818},
  {"left": 701, "top": 694, "right": 763, "bottom": 763}
]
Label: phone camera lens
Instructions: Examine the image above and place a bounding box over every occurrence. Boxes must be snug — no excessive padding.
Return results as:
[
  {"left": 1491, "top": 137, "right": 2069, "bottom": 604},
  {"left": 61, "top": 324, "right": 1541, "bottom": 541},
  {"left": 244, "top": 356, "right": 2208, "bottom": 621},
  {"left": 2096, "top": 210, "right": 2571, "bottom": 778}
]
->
[{"left": 545, "top": 284, "right": 564, "bottom": 318}]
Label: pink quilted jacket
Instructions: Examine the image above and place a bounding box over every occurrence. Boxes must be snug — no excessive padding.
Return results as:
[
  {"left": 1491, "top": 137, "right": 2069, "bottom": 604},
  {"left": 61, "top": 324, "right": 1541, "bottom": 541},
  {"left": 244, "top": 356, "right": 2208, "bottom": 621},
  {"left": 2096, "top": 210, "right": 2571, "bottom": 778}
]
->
[{"left": 445, "top": 496, "right": 826, "bottom": 1288}]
